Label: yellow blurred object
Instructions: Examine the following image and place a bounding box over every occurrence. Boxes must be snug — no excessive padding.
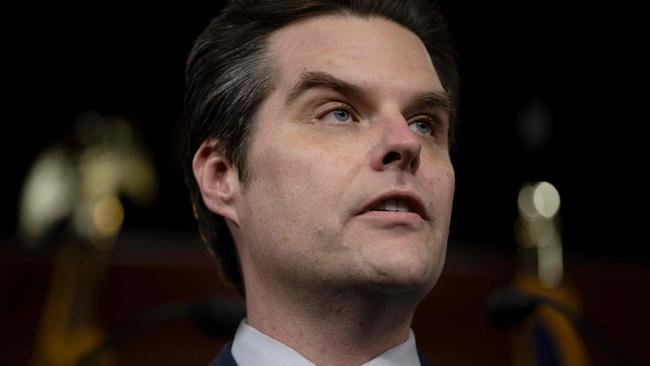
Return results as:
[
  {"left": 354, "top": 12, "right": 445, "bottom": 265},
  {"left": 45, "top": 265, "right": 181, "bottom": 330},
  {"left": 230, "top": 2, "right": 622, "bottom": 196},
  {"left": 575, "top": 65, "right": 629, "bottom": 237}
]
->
[
  {"left": 19, "top": 111, "right": 158, "bottom": 244},
  {"left": 90, "top": 195, "right": 125, "bottom": 251},
  {"left": 509, "top": 181, "right": 589, "bottom": 366},
  {"left": 510, "top": 275, "right": 590, "bottom": 366},
  {"left": 22, "top": 112, "right": 159, "bottom": 366},
  {"left": 30, "top": 244, "right": 113, "bottom": 366}
]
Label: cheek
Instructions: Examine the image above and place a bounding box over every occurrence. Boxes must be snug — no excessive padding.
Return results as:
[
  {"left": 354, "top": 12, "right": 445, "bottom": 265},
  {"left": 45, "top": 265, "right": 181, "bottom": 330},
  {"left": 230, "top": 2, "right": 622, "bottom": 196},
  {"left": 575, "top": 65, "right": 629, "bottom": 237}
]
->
[
  {"left": 422, "top": 160, "right": 455, "bottom": 213},
  {"left": 253, "top": 130, "right": 361, "bottom": 201},
  {"left": 246, "top": 142, "right": 346, "bottom": 229},
  {"left": 442, "top": 165, "right": 456, "bottom": 209},
  {"left": 241, "top": 145, "right": 359, "bottom": 270}
]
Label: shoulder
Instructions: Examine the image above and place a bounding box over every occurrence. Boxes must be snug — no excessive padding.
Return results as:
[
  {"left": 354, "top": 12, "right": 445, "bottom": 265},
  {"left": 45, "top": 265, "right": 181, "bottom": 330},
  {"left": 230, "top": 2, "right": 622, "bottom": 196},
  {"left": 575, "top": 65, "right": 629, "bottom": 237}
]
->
[
  {"left": 419, "top": 351, "right": 432, "bottom": 366},
  {"left": 208, "top": 342, "right": 238, "bottom": 366}
]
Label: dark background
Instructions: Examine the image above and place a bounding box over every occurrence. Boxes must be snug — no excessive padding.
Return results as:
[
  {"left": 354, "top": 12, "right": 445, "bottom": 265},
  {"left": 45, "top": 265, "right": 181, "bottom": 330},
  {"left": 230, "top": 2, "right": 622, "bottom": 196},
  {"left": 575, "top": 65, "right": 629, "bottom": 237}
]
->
[
  {"left": 1, "top": 1, "right": 648, "bottom": 365},
  {"left": 3, "top": 0, "right": 646, "bottom": 259}
]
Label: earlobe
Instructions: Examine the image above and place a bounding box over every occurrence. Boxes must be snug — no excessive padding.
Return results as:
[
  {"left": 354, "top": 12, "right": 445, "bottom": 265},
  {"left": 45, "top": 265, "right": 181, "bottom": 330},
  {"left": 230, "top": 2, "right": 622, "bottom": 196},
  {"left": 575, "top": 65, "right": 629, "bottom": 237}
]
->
[{"left": 192, "top": 140, "right": 241, "bottom": 225}]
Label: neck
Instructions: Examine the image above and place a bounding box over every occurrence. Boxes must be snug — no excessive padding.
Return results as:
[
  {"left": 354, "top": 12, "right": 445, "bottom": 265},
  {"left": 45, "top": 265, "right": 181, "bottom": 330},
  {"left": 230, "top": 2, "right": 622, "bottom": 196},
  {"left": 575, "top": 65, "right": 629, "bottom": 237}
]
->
[{"left": 244, "top": 276, "right": 421, "bottom": 366}]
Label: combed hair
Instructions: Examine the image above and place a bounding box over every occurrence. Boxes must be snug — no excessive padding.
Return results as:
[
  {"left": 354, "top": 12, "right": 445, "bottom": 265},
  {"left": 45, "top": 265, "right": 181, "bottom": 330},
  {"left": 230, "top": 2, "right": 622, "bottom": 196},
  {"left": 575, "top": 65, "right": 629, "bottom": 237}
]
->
[{"left": 184, "top": 0, "right": 459, "bottom": 298}]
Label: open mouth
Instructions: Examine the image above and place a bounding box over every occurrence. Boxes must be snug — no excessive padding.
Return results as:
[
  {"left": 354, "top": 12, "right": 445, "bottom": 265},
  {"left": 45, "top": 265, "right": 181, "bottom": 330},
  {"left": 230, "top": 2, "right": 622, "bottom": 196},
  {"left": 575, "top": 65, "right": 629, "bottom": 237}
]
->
[
  {"left": 360, "top": 193, "right": 429, "bottom": 220},
  {"left": 370, "top": 198, "right": 413, "bottom": 213}
]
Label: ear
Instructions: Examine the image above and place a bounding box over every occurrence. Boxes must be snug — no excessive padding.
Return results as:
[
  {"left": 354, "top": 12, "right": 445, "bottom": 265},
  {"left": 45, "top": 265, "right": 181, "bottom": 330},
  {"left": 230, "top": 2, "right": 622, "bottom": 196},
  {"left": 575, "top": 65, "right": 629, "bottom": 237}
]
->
[{"left": 192, "top": 139, "right": 241, "bottom": 226}]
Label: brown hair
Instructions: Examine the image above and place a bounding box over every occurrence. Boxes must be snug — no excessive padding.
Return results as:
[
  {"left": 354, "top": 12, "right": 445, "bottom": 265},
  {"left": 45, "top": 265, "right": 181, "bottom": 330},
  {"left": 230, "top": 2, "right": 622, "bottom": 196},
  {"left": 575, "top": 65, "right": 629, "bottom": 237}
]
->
[{"left": 184, "top": 0, "right": 459, "bottom": 298}]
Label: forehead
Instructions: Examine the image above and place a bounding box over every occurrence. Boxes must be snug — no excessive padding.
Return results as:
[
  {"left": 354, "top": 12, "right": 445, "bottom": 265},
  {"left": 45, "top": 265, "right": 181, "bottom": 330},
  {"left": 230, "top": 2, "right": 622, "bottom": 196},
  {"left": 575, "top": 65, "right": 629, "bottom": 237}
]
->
[{"left": 266, "top": 14, "right": 443, "bottom": 97}]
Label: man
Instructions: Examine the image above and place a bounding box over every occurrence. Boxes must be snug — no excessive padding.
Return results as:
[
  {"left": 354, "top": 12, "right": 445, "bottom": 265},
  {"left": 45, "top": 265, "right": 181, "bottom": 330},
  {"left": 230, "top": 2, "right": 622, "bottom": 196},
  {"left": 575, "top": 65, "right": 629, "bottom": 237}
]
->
[{"left": 185, "top": 1, "right": 459, "bottom": 365}]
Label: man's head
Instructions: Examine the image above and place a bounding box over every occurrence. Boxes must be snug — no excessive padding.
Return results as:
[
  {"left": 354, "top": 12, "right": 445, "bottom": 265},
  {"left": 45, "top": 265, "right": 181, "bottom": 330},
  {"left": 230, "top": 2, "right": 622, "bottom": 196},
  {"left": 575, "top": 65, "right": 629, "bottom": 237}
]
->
[{"left": 185, "top": 0, "right": 458, "bottom": 299}]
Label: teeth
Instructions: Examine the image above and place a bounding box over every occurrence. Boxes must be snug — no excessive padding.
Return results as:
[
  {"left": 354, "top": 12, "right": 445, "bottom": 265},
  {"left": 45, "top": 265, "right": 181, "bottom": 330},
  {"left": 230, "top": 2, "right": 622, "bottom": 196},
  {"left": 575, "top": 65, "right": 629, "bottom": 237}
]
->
[
  {"left": 398, "top": 200, "right": 408, "bottom": 212},
  {"left": 372, "top": 199, "right": 410, "bottom": 212}
]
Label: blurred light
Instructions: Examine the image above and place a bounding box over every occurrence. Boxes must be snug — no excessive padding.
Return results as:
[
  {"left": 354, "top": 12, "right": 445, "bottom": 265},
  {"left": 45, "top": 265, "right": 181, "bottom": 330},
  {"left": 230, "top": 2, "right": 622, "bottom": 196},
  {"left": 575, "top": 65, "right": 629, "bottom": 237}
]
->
[
  {"left": 516, "top": 181, "right": 564, "bottom": 288},
  {"left": 19, "top": 111, "right": 158, "bottom": 246},
  {"left": 25, "top": 112, "right": 159, "bottom": 366},
  {"left": 79, "top": 147, "right": 121, "bottom": 199},
  {"left": 72, "top": 201, "right": 94, "bottom": 240},
  {"left": 517, "top": 184, "right": 538, "bottom": 219},
  {"left": 73, "top": 112, "right": 158, "bottom": 241},
  {"left": 92, "top": 194, "right": 124, "bottom": 238},
  {"left": 122, "top": 156, "right": 158, "bottom": 207},
  {"left": 533, "top": 181, "right": 561, "bottom": 219},
  {"left": 19, "top": 148, "right": 76, "bottom": 242},
  {"left": 538, "top": 242, "right": 563, "bottom": 288},
  {"left": 515, "top": 215, "right": 559, "bottom": 249},
  {"left": 518, "top": 181, "right": 561, "bottom": 219}
]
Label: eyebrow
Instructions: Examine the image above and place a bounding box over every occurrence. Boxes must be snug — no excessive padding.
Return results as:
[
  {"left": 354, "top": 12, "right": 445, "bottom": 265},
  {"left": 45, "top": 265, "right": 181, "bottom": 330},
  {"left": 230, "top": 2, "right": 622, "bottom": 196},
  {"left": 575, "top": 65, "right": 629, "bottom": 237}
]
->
[
  {"left": 286, "top": 70, "right": 364, "bottom": 106},
  {"left": 285, "top": 70, "right": 452, "bottom": 113},
  {"left": 404, "top": 91, "right": 453, "bottom": 116}
]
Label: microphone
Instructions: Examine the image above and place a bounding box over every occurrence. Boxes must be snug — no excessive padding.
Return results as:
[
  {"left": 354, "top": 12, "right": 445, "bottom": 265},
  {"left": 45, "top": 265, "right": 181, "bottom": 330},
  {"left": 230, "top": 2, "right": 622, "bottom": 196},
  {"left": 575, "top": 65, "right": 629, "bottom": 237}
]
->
[
  {"left": 487, "top": 287, "right": 635, "bottom": 366},
  {"left": 77, "top": 297, "right": 244, "bottom": 366},
  {"left": 487, "top": 286, "right": 539, "bottom": 328},
  {"left": 189, "top": 296, "right": 245, "bottom": 339}
]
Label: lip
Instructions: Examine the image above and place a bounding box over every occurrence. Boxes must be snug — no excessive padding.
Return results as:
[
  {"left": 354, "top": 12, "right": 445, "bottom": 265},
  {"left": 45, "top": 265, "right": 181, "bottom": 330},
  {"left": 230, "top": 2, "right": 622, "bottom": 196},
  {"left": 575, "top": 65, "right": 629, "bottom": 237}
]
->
[{"left": 355, "top": 190, "right": 430, "bottom": 221}]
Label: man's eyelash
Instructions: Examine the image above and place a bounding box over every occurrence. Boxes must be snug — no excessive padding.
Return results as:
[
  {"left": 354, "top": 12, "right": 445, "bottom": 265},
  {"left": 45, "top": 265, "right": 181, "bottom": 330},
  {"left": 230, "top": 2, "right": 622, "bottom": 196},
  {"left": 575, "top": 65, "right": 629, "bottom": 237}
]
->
[
  {"left": 316, "top": 105, "right": 441, "bottom": 136},
  {"left": 415, "top": 113, "right": 439, "bottom": 123},
  {"left": 413, "top": 114, "right": 440, "bottom": 127},
  {"left": 318, "top": 103, "right": 357, "bottom": 120}
]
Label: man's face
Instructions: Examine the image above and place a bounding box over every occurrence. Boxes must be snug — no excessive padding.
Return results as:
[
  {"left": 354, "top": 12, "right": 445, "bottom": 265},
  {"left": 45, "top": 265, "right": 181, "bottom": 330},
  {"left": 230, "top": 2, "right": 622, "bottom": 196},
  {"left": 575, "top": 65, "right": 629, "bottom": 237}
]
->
[{"left": 233, "top": 15, "right": 455, "bottom": 296}]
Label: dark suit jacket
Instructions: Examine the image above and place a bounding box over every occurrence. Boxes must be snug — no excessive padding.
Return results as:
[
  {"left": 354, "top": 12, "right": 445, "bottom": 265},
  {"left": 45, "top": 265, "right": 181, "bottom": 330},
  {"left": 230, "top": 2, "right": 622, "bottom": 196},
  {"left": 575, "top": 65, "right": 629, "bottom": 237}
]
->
[
  {"left": 208, "top": 342, "right": 432, "bottom": 366},
  {"left": 208, "top": 343, "right": 237, "bottom": 366}
]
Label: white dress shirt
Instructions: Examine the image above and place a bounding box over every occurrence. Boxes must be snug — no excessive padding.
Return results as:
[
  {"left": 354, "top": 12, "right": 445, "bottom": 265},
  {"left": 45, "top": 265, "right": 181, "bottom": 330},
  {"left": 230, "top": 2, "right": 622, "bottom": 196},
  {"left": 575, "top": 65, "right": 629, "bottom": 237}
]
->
[{"left": 231, "top": 320, "right": 422, "bottom": 366}]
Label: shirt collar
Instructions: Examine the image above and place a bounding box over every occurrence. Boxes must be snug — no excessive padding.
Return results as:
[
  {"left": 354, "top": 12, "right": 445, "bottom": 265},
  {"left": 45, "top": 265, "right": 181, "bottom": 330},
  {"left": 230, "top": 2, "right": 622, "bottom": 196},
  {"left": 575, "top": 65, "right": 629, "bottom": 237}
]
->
[{"left": 231, "top": 320, "right": 421, "bottom": 366}]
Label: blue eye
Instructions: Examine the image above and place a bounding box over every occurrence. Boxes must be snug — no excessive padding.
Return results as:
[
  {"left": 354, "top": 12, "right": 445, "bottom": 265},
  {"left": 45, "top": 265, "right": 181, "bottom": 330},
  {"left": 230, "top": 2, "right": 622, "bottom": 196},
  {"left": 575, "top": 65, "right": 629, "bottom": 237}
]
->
[
  {"left": 410, "top": 120, "right": 433, "bottom": 136},
  {"left": 331, "top": 108, "right": 351, "bottom": 122}
]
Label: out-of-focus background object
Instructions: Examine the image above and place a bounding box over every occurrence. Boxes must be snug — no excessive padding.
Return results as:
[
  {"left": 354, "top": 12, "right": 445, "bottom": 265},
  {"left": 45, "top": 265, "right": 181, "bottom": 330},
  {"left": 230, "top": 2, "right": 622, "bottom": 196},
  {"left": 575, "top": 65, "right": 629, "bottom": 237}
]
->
[
  {"left": 503, "top": 181, "right": 589, "bottom": 365},
  {"left": 20, "top": 113, "right": 159, "bottom": 366},
  {"left": 1, "top": 1, "right": 647, "bottom": 365},
  {"left": 19, "top": 112, "right": 157, "bottom": 247}
]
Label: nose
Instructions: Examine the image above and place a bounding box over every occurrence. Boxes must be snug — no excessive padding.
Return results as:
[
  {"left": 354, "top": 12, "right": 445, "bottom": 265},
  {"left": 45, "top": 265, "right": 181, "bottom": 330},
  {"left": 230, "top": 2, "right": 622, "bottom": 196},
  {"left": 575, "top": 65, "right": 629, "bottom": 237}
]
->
[{"left": 370, "top": 116, "right": 422, "bottom": 174}]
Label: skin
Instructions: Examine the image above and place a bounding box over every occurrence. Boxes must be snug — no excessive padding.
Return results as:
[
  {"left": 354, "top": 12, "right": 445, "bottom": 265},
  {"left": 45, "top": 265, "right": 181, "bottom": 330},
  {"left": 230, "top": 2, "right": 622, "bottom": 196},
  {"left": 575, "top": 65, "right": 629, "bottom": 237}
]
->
[{"left": 194, "top": 15, "right": 455, "bottom": 366}]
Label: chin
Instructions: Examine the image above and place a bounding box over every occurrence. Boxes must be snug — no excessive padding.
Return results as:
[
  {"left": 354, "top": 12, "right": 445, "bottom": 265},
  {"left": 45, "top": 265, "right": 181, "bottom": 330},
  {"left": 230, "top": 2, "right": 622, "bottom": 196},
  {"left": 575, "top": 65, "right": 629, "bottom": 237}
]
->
[
  {"left": 340, "top": 230, "right": 448, "bottom": 296},
  {"left": 360, "top": 251, "right": 444, "bottom": 297}
]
